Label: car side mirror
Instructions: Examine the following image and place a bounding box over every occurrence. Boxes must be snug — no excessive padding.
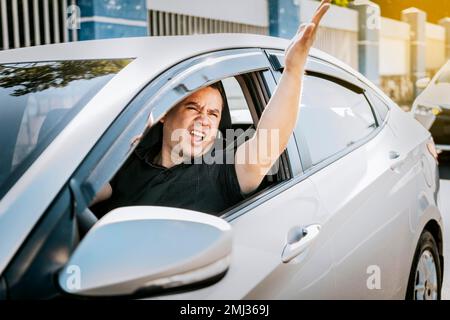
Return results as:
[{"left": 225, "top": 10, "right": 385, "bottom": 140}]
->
[
  {"left": 58, "top": 206, "right": 232, "bottom": 298},
  {"left": 416, "top": 77, "right": 431, "bottom": 89}
]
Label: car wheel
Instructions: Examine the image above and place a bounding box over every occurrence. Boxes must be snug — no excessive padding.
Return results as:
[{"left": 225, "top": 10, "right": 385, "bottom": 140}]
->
[{"left": 406, "top": 230, "right": 442, "bottom": 300}]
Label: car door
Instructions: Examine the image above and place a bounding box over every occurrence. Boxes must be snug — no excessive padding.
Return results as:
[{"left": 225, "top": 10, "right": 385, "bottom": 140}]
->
[
  {"left": 287, "top": 57, "right": 418, "bottom": 299},
  {"left": 70, "top": 48, "right": 335, "bottom": 299},
  {"left": 183, "top": 72, "right": 335, "bottom": 300}
]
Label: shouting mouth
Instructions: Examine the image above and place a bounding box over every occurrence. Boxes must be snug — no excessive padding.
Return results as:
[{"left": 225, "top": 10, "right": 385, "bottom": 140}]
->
[{"left": 190, "top": 129, "right": 206, "bottom": 143}]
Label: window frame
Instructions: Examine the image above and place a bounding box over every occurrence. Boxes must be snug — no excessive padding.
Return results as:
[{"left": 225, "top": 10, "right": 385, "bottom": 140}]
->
[
  {"left": 266, "top": 50, "right": 389, "bottom": 176},
  {"left": 220, "top": 69, "right": 302, "bottom": 221},
  {"left": 296, "top": 72, "right": 379, "bottom": 169},
  {"left": 364, "top": 88, "right": 391, "bottom": 125},
  {"left": 70, "top": 48, "right": 301, "bottom": 224}
]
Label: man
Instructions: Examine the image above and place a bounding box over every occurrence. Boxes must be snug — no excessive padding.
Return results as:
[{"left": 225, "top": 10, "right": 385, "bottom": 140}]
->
[{"left": 92, "top": 1, "right": 331, "bottom": 215}]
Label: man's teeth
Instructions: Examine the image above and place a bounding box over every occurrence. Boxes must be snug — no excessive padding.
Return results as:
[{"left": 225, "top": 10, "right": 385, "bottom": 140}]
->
[{"left": 191, "top": 130, "right": 205, "bottom": 139}]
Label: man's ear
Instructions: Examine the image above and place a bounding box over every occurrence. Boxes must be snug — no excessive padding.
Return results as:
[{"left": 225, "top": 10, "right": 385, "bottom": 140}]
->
[{"left": 159, "top": 116, "right": 165, "bottom": 124}]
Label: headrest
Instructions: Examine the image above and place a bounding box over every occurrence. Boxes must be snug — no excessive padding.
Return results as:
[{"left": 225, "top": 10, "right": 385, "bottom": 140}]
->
[{"left": 213, "top": 81, "right": 232, "bottom": 135}]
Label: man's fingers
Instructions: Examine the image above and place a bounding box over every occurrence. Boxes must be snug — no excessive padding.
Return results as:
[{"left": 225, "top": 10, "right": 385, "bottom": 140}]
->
[
  {"left": 315, "top": 0, "right": 332, "bottom": 13},
  {"left": 296, "top": 23, "right": 309, "bottom": 35},
  {"left": 303, "top": 23, "right": 315, "bottom": 38},
  {"left": 295, "top": 0, "right": 330, "bottom": 37},
  {"left": 303, "top": 23, "right": 316, "bottom": 46},
  {"left": 312, "top": 0, "right": 331, "bottom": 26}
]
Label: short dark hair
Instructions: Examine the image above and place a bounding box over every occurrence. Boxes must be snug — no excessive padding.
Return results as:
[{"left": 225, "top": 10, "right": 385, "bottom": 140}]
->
[{"left": 209, "top": 81, "right": 222, "bottom": 92}]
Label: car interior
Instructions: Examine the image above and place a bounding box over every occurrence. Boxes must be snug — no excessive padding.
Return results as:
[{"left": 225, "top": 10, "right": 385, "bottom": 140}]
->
[{"left": 88, "top": 73, "right": 292, "bottom": 221}]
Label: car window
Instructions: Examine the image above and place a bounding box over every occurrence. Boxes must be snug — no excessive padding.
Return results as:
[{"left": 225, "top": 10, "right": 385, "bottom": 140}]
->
[
  {"left": 0, "top": 59, "right": 132, "bottom": 198},
  {"left": 296, "top": 75, "right": 377, "bottom": 167},
  {"left": 222, "top": 77, "right": 253, "bottom": 125},
  {"left": 366, "top": 91, "right": 389, "bottom": 122},
  {"left": 88, "top": 70, "right": 293, "bottom": 219}
]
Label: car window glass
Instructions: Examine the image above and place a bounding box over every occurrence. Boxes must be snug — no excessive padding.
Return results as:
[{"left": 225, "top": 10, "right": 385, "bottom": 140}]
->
[
  {"left": 0, "top": 59, "right": 132, "bottom": 199},
  {"left": 296, "top": 75, "right": 377, "bottom": 167},
  {"left": 221, "top": 77, "right": 252, "bottom": 125}
]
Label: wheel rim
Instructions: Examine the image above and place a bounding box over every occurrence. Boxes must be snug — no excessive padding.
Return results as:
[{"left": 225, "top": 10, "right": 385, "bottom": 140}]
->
[{"left": 414, "top": 249, "right": 438, "bottom": 300}]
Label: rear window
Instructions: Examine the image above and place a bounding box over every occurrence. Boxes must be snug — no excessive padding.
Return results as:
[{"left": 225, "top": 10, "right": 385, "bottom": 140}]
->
[{"left": 0, "top": 59, "right": 132, "bottom": 199}]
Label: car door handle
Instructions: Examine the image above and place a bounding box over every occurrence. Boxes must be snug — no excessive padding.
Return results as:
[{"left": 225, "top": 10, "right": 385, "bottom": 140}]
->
[
  {"left": 389, "top": 150, "right": 401, "bottom": 160},
  {"left": 282, "top": 224, "right": 321, "bottom": 263},
  {"left": 389, "top": 150, "right": 407, "bottom": 171}
]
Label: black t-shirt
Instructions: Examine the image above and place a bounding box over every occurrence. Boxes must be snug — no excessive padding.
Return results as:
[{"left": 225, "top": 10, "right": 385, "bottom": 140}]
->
[{"left": 93, "top": 139, "right": 244, "bottom": 217}]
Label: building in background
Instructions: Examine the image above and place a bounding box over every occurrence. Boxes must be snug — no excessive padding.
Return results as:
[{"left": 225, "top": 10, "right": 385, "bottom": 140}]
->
[
  {"left": 1, "top": 0, "right": 77, "bottom": 50},
  {"left": 76, "top": 0, "right": 148, "bottom": 40},
  {"left": 0, "top": 0, "right": 268, "bottom": 51},
  {"left": 372, "top": 0, "right": 450, "bottom": 23},
  {"left": 1, "top": 0, "right": 449, "bottom": 107},
  {"left": 77, "top": 0, "right": 268, "bottom": 38},
  {"left": 147, "top": 0, "right": 268, "bottom": 36},
  {"left": 81, "top": 0, "right": 269, "bottom": 38}
]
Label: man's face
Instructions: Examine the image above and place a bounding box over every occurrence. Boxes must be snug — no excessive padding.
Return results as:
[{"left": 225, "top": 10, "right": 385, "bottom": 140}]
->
[{"left": 161, "top": 86, "right": 223, "bottom": 160}]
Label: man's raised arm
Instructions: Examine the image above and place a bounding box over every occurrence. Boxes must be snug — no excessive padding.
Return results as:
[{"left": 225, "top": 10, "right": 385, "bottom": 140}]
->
[{"left": 235, "top": 0, "right": 331, "bottom": 194}]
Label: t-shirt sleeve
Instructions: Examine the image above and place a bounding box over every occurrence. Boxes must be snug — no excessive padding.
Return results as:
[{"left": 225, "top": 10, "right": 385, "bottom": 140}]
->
[{"left": 218, "top": 163, "right": 245, "bottom": 206}]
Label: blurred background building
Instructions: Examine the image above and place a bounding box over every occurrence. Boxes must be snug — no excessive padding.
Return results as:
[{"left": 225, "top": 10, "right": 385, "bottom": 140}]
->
[{"left": 0, "top": 0, "right": 449, "bottom": 107}]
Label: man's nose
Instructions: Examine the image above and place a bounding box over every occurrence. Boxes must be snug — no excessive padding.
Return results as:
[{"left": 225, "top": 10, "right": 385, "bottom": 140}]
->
[{"left": 195, "top": 111, "right": 210, "bottom": 126}]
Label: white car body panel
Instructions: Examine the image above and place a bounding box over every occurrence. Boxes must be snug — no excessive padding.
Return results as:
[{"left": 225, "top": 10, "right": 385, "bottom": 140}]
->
[
  {"left": 153, "top": 178, "right": 336, "bottom": 299},
  {"left": 310, "top": 105, "right": 437, "bottom": 299}
]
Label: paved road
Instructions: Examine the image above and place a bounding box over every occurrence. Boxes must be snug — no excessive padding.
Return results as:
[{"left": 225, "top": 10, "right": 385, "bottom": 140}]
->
[{"left": 439, "top": 154, "right": 450, "bottom": 299}]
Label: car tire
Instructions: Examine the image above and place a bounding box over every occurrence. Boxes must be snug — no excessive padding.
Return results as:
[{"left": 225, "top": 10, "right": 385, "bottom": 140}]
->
[{"left": 406, "top": 230, "right": 442, "bottom": 300}]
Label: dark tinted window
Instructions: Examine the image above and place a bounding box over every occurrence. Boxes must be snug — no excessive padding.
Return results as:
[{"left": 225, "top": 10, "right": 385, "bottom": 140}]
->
[
  {"left": 296, "top": 75, "right": 377, "bottom": 167},
  {"left": 0, "top": 59, "right": 132, "bottom": 198}
]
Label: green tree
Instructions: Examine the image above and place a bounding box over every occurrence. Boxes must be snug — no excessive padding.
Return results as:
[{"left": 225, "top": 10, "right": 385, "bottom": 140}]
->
[
  {"left": 316, "top": 0, "right": 351, "bottom": 7},
  {"left": 0, "top": 59, "right": 131, "bottom": 96}
]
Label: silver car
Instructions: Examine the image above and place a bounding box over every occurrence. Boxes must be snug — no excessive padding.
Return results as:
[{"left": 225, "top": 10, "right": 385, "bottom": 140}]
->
[
  {"left": 412, "top": 60, "right": 450, "bottom": 152},
  {"left": 0, "top": 35, "right": 443, "bottom": 300}
]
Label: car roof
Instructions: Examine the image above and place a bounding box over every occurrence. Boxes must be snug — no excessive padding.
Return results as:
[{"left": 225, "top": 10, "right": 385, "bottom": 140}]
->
[
  {"left": 0, "top": 34, "right": 361, "bottom": 93},
  {"left": 0, "top": 33, "right": 330, "bottom": 63},
  {"left": 0, "top": 34, "right": 361, "bottom": 94}
]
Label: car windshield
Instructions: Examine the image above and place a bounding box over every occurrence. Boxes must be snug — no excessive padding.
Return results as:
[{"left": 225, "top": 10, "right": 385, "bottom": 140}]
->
[{"left": 0, "top": 59, "right": 132, "bottom": 199}]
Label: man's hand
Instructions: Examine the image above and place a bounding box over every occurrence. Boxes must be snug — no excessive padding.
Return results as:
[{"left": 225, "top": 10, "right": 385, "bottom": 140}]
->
[
  {"left": 285, "top": 0, "right": 331, "bottom": 75},
  {"left": 235, "top": 0, "right": 331, "bottom": 195}
]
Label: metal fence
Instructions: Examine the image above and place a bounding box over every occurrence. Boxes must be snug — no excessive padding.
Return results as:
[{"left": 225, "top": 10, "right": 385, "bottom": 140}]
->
[
  {"left": 148, "top": 9, "right": 268, "bottom": 36},
  {"left": 0, "top": 0, "right": 77, "bottom": 50},
  {"left": 314, "top": 26, "right": 358, "bottom": 70}
]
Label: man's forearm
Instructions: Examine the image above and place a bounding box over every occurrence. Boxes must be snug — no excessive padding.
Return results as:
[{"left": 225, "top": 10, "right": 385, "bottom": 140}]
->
[
  {"left": 255, "top": 69, "right": 303, "bottom": 159},
  {"left": 234, "top": 1, "right": 331, "bottom": 194}
]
